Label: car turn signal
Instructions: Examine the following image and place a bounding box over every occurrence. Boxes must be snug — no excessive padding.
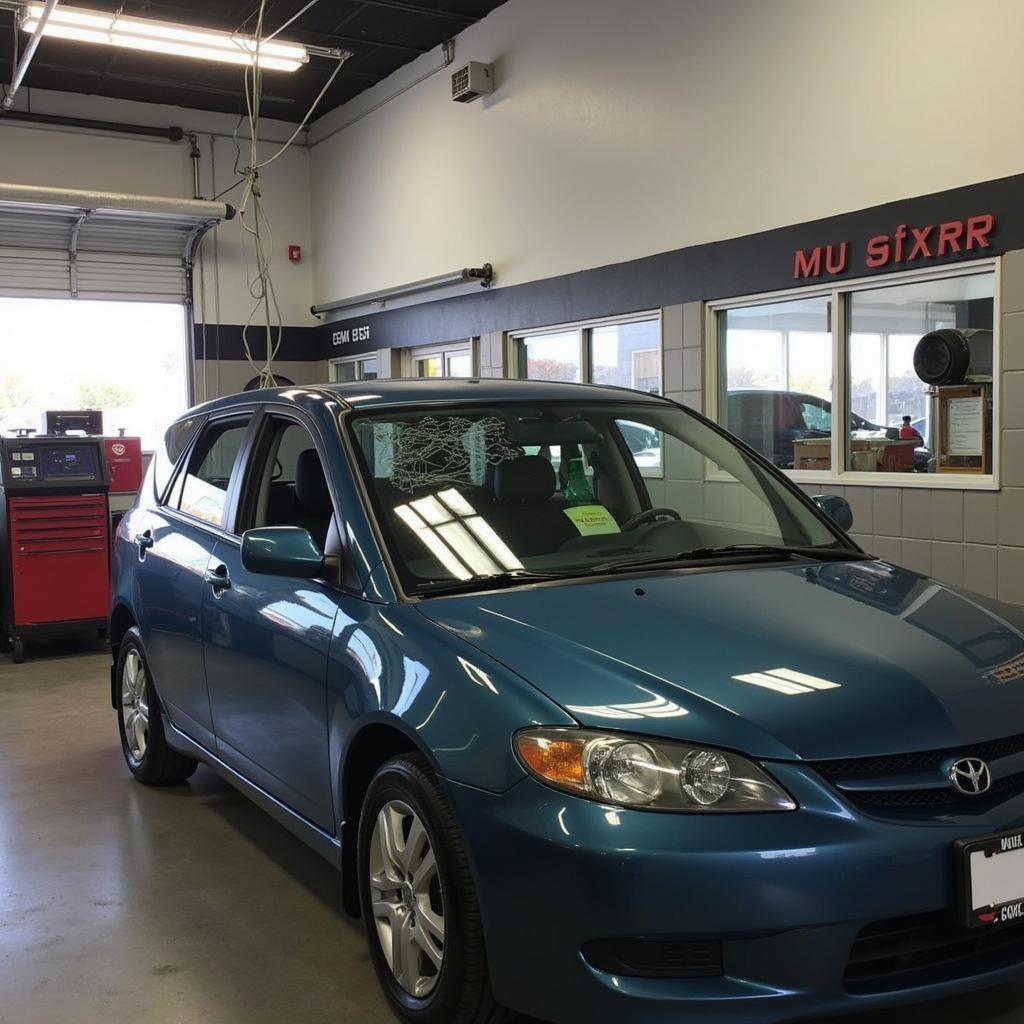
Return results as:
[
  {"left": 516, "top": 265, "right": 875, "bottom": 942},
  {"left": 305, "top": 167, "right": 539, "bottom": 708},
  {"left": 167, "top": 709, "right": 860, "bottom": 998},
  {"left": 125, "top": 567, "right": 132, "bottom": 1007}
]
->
[{"left": 515, "top": 734, "right": 586, "bottom": 787}]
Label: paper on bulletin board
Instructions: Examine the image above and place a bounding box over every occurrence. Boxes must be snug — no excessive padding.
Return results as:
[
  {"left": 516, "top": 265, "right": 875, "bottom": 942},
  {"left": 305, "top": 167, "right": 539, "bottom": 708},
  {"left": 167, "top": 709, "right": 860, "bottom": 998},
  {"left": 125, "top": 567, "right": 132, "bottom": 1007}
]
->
[{"left": 947, "top": 396, "right": 984, "bottom": 457}]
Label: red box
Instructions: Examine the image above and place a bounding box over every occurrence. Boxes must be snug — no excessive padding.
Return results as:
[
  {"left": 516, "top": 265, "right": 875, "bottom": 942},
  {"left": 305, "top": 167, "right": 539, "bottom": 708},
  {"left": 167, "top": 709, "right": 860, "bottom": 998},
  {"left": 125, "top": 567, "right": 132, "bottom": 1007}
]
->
[
  {"left": 9, "top": 495, "right": 110, "bottom": 624},
  {"left": 104, "top": 437, "right": 143, "bottom": 494}
]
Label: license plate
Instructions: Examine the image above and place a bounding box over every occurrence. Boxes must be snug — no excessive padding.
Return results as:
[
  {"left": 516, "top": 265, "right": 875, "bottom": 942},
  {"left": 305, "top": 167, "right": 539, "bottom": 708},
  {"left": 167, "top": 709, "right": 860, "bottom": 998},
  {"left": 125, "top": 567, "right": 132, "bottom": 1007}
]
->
[{"left": 956, "top": 828, "right": 1024, "bottom": 928}]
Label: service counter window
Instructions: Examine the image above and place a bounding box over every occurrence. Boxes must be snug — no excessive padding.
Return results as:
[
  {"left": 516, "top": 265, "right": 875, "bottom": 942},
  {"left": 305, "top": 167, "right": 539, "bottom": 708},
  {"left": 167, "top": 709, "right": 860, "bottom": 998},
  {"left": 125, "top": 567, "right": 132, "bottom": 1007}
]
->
[
  {"left": 709, "top": 263, "right": 998, "bottom": 488},
  {"left": 846, "top": 273, "right": 994, "bottom": 476},
  {"left": 718, "top": 296, "right": 832, "bottom": 470}
]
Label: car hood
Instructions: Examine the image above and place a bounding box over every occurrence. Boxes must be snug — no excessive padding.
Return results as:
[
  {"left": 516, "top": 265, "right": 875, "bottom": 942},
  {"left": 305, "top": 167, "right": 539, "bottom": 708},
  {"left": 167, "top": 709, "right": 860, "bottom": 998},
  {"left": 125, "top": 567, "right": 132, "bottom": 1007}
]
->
[{"left": 416, "top": 561, "right": 1024, "bottom": 761}]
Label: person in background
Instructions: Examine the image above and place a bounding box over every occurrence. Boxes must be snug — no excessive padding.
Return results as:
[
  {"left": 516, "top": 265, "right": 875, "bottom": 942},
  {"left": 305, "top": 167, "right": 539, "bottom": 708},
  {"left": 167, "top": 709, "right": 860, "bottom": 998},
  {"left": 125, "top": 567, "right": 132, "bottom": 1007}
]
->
[{"left": 899, "top": 415, "right": 922, "bottom": 441}]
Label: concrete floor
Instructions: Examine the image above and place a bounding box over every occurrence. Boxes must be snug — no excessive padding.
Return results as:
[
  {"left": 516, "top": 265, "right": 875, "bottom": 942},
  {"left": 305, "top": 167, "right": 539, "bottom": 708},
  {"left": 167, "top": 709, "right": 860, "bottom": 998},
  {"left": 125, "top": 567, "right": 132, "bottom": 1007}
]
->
[{"left": 2, "top": 643, "right": 1024, "bottom": 1024}]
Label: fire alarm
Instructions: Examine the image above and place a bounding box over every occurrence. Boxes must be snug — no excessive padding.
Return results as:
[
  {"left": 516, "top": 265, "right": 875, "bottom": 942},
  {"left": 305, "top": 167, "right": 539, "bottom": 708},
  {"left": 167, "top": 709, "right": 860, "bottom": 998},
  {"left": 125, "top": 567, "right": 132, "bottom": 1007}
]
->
[{"left": 288, "top": 244, "right": 302, "bottom": 263}]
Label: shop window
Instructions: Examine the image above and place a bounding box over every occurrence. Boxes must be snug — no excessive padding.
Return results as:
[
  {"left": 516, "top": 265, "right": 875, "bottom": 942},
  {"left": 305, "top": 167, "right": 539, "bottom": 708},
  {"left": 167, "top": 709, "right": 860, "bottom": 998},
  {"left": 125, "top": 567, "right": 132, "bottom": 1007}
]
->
[
  {"left": 511, "top": 316, "right": 661, "bottom": 393},
  {"left": 846, "top": 272, "right": 994, "bottom": 475},
  {"left": 412, "top": 342, "right": 473, "bottom": 378},
  {"left": 511, "top": 315, "right": 662, "bottom": 471},
  {"left": 331, "top": 356, "right": 378, "bottom": 382},
  {"left": 591, "top": 321, "right": 661, "bottom": 393},
  {"left": 513, "top": 330, "right": 581, "bottom": 382},
  {"left": 711, "top": 265, "right": 997, "bottom": 485},
  {"left": 718, "top": 296, "right": 833, "bottom": 470}
]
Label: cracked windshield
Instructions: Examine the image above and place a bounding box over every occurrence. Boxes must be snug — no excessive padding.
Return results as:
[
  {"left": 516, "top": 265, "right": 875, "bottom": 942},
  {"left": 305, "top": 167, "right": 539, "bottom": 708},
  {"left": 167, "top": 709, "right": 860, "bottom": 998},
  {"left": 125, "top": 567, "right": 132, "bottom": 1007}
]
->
[{"left": 349, "top": 401, "right": 839, "bottom": 592}]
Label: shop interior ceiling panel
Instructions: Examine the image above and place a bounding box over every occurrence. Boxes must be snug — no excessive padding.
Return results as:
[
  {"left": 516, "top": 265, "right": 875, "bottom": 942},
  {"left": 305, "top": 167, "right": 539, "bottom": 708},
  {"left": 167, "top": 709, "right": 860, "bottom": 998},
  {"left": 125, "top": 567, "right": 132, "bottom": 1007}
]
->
[
  {"left": 0, "top": 1, "right": 507, "bottom": 120},
  {"left": 0, "top": 185, "right": 229, "bottom": 300}
]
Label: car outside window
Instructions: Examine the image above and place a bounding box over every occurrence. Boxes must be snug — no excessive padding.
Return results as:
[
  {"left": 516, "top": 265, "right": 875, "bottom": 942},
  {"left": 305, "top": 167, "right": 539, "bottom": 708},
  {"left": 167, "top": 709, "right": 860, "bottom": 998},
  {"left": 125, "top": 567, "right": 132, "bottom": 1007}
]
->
[
  {"left": 176, "top": 419, "right": 250, "bottom": 528},
  {"left": 347, "top": 400, "right": 844, "bottom": 594}
]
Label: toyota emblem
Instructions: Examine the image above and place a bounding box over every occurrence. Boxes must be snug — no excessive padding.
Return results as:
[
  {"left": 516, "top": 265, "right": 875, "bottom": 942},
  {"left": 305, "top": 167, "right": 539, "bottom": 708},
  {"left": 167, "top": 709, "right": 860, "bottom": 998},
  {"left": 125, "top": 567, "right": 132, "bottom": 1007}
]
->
[{"left": 949, "top": 757, "right": 992, "bottom": 796}]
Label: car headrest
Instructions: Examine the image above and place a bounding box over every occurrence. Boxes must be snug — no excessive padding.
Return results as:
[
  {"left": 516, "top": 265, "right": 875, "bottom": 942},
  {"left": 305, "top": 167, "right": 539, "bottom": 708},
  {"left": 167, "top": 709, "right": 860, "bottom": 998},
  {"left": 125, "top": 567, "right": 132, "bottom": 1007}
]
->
[
  {"left": 295, "top": 449, "right": 333, "bottom": 516},
  {"left": 493, "top": 455, "right": 556, "bottom": 505}
]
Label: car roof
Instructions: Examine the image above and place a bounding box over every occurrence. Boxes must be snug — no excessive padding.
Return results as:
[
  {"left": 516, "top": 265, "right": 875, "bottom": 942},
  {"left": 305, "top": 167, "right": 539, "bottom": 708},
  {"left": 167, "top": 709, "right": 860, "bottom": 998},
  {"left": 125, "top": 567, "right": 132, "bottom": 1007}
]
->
[{"left": 188, "top": 377, "right": 674, "bottom": 417}]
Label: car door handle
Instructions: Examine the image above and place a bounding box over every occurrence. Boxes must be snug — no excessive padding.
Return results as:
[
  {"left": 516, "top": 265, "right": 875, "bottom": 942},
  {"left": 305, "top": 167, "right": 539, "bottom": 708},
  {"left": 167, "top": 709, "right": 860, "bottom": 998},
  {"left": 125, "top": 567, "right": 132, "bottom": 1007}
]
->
[
  {"left": 135, "top": 531, "right": 154, "bottom": 550},
  {"left": 204, "top": 566, "right": 231, "bottom": 591}
]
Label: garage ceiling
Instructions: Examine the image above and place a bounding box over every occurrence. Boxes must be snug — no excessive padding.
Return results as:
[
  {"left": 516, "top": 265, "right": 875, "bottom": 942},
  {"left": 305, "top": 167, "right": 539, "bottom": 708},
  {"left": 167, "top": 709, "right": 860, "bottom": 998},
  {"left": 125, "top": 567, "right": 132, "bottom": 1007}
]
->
[{"left": 0, "top": 0, "right": 506, "bottom": 121}]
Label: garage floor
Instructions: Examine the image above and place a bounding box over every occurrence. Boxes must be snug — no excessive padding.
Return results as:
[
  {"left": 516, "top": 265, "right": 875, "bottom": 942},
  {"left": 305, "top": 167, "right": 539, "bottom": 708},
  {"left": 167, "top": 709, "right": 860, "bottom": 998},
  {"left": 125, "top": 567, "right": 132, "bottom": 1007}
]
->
[{"left": 3, "top": 646, "right": 1024, "bottom": 1024}]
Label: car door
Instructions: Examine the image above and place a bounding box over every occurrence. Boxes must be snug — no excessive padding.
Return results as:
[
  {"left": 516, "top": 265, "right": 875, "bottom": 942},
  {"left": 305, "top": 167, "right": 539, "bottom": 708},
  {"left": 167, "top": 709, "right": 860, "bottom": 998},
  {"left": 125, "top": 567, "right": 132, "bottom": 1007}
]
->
[
  {"left": 133, "top": 412, "right": 253, "bottom": 751},
  {"left": 201, "top": 409, "right": 337, "bottom": 830}
]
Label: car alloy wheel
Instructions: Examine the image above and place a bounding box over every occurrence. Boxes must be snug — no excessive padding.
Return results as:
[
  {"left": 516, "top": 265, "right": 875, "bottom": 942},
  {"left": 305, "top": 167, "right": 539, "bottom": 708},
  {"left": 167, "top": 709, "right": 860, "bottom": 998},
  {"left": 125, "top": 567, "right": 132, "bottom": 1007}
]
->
[
  {"left": 121, "top": 647, "right": 149, "bottom": 763},
  {"left": 368, "top": 799, "right": 446, "bottom": 998}
]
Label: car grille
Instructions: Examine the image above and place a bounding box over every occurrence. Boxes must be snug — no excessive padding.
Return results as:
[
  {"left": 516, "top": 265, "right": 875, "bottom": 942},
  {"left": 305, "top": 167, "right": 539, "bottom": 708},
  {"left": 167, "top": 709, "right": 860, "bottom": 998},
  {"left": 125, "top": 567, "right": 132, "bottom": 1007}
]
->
[
  {"left": 811, "top": 733, "right": 1024, "bottom": 813},
  {"left": 845, "top": 910, "right": 1024, "bottom": 993},
  {"left": 581, "top": 937, "right": 723, "bottom": 978}
]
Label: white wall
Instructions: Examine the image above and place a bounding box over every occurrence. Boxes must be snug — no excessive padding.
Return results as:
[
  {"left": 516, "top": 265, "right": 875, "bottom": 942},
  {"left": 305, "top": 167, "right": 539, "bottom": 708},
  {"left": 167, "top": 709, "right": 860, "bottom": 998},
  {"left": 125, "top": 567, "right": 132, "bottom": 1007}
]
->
[
  {"left": 309, "top": 0, "right": 1024, "bottom": 305},
  {"left": 0, "top": 88, "right": 316, "bottom": 327}
]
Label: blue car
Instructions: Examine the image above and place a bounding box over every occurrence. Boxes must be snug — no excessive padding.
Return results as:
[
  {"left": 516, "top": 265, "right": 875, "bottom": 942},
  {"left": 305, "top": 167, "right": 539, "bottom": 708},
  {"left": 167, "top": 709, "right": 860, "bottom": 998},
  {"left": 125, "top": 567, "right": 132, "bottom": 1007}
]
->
[{"left": 111, "top": 378, "right": 1024, "bottom": 1024}]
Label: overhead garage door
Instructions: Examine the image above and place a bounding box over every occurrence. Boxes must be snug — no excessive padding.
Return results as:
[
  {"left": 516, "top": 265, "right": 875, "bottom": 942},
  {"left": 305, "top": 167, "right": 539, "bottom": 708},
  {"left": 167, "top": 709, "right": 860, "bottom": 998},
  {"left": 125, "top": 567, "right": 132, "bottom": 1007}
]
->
[{"left": 0, "top": 183, "right": 232, "bottom": 301}]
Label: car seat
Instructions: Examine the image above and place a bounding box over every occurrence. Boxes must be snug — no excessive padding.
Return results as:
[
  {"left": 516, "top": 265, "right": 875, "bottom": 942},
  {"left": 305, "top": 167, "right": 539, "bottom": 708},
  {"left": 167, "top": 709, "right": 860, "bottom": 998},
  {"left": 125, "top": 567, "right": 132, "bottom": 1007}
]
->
[
  {"left": 293, "top": 448, "right": 334, "bottom": 549},
  {"left": 486, "top": 455, "right": 579, "bottom": 556}
]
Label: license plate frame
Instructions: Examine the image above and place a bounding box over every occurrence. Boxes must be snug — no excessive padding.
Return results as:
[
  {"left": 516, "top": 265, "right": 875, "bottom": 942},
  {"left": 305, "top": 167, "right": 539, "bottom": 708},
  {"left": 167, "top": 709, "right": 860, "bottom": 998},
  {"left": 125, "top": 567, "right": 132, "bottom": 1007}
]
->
[{"left": 956, "top": 827, "right": 1024, "bottom": 929}]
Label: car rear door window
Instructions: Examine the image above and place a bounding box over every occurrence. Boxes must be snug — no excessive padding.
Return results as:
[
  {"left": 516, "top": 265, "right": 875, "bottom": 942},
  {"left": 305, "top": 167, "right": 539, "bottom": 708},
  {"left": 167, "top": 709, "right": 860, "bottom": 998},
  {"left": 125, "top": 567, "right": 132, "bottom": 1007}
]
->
[{"left": 176, "top": 419, "right": 250, "bottom": 528}]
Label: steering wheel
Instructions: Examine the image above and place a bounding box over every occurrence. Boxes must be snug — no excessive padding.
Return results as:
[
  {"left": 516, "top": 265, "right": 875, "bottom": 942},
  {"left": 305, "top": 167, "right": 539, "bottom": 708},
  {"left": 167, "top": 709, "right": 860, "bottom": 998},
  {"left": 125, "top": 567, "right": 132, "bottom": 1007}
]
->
[{"left": 620, "top": 507, "right": 682, "bottom": 531}]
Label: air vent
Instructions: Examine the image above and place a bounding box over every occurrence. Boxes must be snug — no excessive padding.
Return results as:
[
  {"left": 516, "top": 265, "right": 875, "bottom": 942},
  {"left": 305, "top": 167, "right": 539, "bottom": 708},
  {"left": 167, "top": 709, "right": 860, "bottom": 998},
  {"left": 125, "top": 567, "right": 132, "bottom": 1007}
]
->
[{"left": 451, "top": 61, "right": 494, "bottom": 103}]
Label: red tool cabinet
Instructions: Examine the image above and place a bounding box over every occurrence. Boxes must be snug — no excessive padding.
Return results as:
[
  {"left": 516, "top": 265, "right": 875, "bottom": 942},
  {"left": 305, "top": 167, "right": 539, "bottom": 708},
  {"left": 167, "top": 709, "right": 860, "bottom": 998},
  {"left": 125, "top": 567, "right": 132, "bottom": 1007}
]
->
[{"left": 0, "top": 437, "right": 110, "bottom": 663}]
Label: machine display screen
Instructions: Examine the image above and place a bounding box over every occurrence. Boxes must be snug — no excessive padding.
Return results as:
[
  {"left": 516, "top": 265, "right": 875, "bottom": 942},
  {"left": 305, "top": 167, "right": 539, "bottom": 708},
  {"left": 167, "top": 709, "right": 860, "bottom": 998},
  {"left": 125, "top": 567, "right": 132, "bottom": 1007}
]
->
[{"left": 39, "top": 446, "right": 100, "bottom": 480}]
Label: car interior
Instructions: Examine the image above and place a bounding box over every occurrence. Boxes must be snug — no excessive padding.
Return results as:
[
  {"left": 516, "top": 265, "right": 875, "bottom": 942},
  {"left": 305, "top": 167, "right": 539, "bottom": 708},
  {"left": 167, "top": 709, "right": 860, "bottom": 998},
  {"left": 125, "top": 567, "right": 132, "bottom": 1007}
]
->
[
  {"left": 352, "top": 405, "right": 838, "bottom": 586},
  {"left": 248, "top": 420, "right": 336, "bottom": 551}
]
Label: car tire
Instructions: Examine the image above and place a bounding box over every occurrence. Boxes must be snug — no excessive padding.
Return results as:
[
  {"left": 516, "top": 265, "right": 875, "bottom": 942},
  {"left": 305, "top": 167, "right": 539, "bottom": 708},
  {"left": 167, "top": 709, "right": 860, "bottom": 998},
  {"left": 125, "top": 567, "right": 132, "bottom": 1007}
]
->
[
  {"left": 116, "top": 627, "right": 198, "bottom": 786},
  {"left": 357, "top": 754, "right": 512, "bottom": 1024}
]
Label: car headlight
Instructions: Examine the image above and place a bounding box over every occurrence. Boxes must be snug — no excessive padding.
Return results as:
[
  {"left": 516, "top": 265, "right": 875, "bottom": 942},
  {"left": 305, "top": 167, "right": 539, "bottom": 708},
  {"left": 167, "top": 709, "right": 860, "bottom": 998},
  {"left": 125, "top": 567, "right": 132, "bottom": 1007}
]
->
[{"left": 514, "top": 728, "right": 796, "bottom": 812}]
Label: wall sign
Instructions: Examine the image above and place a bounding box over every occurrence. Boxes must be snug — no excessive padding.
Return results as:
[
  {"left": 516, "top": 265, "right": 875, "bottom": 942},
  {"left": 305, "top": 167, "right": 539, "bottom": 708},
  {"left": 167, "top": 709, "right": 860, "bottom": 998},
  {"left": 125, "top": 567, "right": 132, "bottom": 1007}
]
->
[
  {"left": 937, "top": 383, "right": 990, "bottom": 474},
  {"left": 794, "top": 214, "right": 995, "bottom": 280},
  {"left": 332, "top": 324, "right": 371, "bottom": 346}
]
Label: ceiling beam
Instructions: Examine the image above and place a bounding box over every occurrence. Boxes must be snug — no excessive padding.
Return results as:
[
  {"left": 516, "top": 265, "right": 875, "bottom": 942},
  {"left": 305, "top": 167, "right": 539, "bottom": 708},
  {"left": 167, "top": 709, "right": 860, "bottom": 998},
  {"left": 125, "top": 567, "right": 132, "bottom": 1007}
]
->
[
  {"left": 348, "top": 0, "right": 474, "bottom": 22},
  {"left": 22, "top": 58, "right": 298, "bottom": 104}
]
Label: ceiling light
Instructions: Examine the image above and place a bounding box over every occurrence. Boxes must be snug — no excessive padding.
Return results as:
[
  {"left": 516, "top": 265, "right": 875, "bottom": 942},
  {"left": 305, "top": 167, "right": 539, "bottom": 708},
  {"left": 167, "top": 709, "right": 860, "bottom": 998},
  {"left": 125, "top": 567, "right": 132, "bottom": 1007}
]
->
[{"left": 21, "top": 4, "right": 310, "bottom": 72}]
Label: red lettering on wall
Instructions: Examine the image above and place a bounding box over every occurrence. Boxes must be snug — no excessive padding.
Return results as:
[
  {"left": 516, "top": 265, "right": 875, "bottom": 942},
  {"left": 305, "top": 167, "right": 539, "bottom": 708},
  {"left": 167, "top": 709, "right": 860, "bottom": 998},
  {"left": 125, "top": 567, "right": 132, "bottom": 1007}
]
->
[
  {"left": 865, "top": 235, "right": 890, "bottom": 268},
  {"left": 824, "top": 242, "right": 848, "bottom": 275},
  {"left": 794, "top": 247, "right": 823, "bottom": 279},
  {"left": 792, "top": 214, "right": 995, "bottom": 279},
  {"left": 937, "top": 221, "right": 964, "bottom": 255},
  {"left": 966, "top": 214, "right": 995, "bottom": 250},
  {"left": 907, "top": 225, "right": 934, "bottom": 260}
]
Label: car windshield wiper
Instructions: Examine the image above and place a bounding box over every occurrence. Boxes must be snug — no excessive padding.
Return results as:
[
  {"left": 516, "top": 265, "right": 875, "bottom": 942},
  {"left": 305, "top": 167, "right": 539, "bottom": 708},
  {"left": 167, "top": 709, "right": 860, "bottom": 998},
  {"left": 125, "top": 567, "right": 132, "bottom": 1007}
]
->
[
  {"left": 588, "top": 544, "right": 868, "bottom": 574},
  {"left": 419, "top": 569, "right": 582, "bottom": 597}
]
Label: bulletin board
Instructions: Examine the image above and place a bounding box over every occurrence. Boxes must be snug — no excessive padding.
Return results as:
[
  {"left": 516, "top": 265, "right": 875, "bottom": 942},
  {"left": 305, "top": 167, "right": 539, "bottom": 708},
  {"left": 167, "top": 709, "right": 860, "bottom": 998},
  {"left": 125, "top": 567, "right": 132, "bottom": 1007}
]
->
[{"left": 937, "top": 384, "right": 989, "bottom": 474}]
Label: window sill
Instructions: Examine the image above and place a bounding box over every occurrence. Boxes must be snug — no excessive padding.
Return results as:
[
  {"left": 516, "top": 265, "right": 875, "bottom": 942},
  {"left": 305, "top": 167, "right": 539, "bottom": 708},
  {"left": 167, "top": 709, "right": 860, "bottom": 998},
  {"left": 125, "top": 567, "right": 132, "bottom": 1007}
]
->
[{"left": 784, "top": 469, "right": 999, "bottom": 491}]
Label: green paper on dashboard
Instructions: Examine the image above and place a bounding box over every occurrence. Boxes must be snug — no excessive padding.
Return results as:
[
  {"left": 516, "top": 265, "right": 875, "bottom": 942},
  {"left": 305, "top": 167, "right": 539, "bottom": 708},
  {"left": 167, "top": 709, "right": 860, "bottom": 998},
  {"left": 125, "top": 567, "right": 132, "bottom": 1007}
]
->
[{"left": 563, "top": 504, "right": 621, "bottom": 536}]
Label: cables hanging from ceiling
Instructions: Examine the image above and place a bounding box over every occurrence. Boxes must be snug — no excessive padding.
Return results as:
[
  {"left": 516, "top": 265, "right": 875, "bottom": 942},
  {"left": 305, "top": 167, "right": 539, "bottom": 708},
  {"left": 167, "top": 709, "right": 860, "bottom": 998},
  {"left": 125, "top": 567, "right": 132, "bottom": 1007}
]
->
[{"left": 234, "top": 0, "right": 349, "bottom": 389}]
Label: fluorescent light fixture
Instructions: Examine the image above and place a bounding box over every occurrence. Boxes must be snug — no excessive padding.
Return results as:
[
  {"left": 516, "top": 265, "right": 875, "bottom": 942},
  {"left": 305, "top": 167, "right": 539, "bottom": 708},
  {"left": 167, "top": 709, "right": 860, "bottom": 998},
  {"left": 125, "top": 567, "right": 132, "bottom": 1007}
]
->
[{"left": 22, "top": 4, "right": 310, "bottom": 72}]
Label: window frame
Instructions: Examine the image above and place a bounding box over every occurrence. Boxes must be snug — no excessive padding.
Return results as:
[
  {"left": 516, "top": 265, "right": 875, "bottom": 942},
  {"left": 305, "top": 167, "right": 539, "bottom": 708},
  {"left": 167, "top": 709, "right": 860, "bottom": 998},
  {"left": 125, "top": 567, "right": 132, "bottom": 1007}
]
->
[
  {"left": 329, "top": 354, "right": 378, "bottom": 382},
  {"left": 164, "top": 411, "right": 256, "bottom": 535},
  {"left": 410, "top": 340, "right": 475, "bottom": 378},
  {"left": 508, "top": 310, "right": 662, "bottom": 390},
  {"left": 705, "top": 259, "right": 1000, "bottom": 491},
  {"left": 508, "top": 311, "right": 664, "bottom": 478}
]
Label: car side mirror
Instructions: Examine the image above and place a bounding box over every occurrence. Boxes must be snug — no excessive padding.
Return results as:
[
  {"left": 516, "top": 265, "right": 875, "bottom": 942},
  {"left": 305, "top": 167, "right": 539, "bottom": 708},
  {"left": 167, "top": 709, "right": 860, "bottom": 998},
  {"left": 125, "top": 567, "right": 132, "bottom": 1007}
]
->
[
  {"left": 241, "top": 526, "right": 325, "bottom": 579},
  {"left": 812, "top": 494, "right": 853, "bottom": 532}
]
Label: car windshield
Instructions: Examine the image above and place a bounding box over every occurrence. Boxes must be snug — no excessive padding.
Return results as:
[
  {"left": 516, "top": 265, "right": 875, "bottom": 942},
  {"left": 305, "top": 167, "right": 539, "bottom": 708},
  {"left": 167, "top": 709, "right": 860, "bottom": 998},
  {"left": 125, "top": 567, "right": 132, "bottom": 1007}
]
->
[{"left": 346, "top": 400, "right": 848, "bottom": 594}]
